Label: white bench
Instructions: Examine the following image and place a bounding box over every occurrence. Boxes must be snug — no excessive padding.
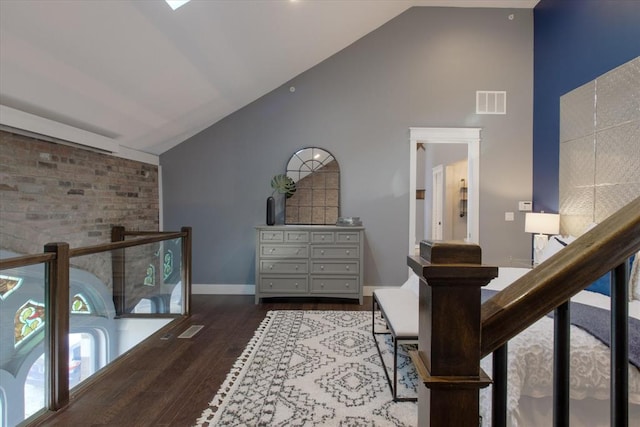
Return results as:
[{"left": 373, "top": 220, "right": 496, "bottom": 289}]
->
[{"left": 372, "top": 275, "right": 419, "bottom": 402}]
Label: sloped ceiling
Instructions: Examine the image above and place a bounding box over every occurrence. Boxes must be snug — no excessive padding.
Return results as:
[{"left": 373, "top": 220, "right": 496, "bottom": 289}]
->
[{"left": 0, "top": 0, "right": 538, "bottom": 158}]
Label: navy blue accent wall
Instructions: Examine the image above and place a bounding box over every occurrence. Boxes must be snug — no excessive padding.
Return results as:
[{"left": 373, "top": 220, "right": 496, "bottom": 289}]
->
[{"left": 533, "top": 0, "right": 640, "bottom": 212}]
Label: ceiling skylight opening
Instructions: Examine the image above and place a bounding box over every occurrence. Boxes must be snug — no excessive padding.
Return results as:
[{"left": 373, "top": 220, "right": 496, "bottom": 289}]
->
[{"left": 165, "top": 0, "right": 191, "bottom": 11}]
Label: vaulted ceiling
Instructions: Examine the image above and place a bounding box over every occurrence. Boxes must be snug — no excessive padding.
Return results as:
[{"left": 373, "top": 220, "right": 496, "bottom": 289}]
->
[{"left": 0, "top": 0, "right": 538, "bottom": 158}]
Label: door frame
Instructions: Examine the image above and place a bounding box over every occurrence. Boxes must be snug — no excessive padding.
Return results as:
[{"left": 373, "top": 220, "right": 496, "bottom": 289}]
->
[
  {"left": 408, "top": 127, "right": 481, "bottom": 256},
  {"left": 431, "top": 164, "right": 444, "bottom": 241}
]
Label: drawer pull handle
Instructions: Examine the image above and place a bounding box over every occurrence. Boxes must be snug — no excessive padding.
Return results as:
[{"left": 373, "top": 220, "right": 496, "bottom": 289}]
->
[
  {"left": 321, "top": 250, "right": 325, "bottom": 255},
  {"left": 295, "top": 283, "right": 299, "bottom": 288},
  {"left": 269, "top": 265, "right": 273, "bottom": 270},
  {"left": 295, "top": 265, "right": 299, "bottom": 270},
  {"left": 270, "top": 248, "right": 275, "bottom": 253},
  {"left": 345, "top": 283, "right": 350, "bottom": 288},
  {"left": 296, "top": 249, "right": 300, "bottom": 254},
  {"left": 321, "top": 283, "right": 324, "bottom": 288},
  {"left": 320, "top": 265, "right": 324, "bottom": 270},
  {"left": 345, "top": 265, "right": 350, "bottom": 270},
  {"left": 346, "top": 236, "right": 351, "bottom": 240},
  {"left": 269, "top": 282, "right": 273, "bottom": 287},
  {"left": 346, "top": 250, "right": 350, "bottom": 255},
  {"left": 321, "top": 235, "right": 325, "bottom": 240}
]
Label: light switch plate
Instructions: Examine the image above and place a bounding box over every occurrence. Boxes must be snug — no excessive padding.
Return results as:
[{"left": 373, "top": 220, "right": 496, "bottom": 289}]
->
[{"left": 519, "top": 201, "right": 532, "bottom": 211}]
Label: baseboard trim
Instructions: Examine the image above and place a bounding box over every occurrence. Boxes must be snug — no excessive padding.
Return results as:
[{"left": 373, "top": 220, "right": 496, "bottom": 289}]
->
[
  {"left": 192, "top": 284, "right": 255, "bottom": 295},
  {"left": 191, "top": 284, "right": 399, "bottom": 296}
]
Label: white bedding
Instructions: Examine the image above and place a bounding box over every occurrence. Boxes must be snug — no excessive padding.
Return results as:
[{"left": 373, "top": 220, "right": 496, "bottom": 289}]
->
[{"left": 479, "top": 267, "right": 640, "bottom": 426}]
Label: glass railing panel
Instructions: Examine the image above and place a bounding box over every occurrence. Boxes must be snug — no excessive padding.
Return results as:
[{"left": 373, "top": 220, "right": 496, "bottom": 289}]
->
[
  {"left": 67, "top": 238, "right": 182, "bottom": 384},
  {"left": 0, "top": 230, "right": 189, "bottom": 425},
  {"left": 121, "top": 237, "right": 183, "bottom": 315},
  {"left": 0, "top": 259, "right": 48, "bottom": 426},
  {"left": 65, "top": 252, "right": 112, "bottom": 390}
]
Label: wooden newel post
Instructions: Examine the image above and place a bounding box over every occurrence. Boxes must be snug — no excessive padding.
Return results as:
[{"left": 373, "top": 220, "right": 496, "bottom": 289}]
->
[
  {"left": 408, "top": 240, "right": 498, "bottom": 427},
  {"left": 44, "top": 242, "right": 70, "bottom": 410}
]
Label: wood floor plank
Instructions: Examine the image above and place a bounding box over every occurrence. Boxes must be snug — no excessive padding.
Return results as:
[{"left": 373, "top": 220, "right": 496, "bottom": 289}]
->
[{"left": 32, "top": 295, "right": 372, "bottom": 426}]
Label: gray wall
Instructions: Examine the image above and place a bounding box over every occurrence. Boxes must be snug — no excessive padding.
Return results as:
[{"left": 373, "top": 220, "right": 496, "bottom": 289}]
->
[{"left": 161, "top": 7, "right": 534, "bottom": 288}]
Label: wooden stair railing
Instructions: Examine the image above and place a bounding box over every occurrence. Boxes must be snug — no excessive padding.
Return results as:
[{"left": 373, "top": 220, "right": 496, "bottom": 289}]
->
[
  {"left": 408, "top": 241, "right": 498, "bottom": 426},
  {"left": 407, "top": 195, "right": 640, "bottom": 426},
  {"left": 481, "top": 195, "right": 640, "bottom": 356}
]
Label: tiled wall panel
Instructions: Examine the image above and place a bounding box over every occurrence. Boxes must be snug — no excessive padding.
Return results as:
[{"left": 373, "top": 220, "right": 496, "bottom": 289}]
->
[
  {"left": 560, "top": 82, "right": 595, "bottom": 143},
  {"left": 559, "top": 57, "right": 640, "bottom": 236}
]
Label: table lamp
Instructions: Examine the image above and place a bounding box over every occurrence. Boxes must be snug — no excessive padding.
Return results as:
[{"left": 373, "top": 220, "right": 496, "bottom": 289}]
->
[{"left": 525, "top": 212, "right": 560, "bottom": 266}]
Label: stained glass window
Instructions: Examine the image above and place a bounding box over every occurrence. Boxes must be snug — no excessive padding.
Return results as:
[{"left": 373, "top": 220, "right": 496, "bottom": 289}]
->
[
  {"left": 0, "top": 274, "right": 23, "bottom": 300},
  {"left": 15, "top": 300, "right": 45, "bottom": 347},
  {"left": 143, "top": 264, "right": 155, "bottom": 286},
  {"left": 71, "top": 293, "right": 92, "bottom": 314},
  {"left": 163, "top": 250, "right": 173, "bottom": 280}
]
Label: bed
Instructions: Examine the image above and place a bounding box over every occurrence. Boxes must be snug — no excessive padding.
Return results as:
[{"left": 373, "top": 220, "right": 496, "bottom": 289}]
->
[{"left": 478, "top": 259, "right": 640, "bottom": 426}]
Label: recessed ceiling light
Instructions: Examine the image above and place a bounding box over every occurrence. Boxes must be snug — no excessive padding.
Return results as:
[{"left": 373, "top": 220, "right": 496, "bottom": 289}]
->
[{"left": 165, "top": 0, "right": 191, "bottom": 11}]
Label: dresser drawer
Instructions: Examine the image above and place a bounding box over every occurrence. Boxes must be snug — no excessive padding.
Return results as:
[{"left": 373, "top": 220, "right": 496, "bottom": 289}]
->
[
  {"left": 285, "top": 230, "right": 309, "bottom": 243},
  {"left": 255, "top": 226, "right": 363, "bottom": 304},
  {"left": 311, "top": 276, "right": 359, "bottom": 294},
  {"left": 261, "top": 245, "right": 308, "bottom": 258},
  {"left": 311, "top": 246, "right": 359, "bottom": 259},
  {"left": 336, "top": 231, "right": 360, "bottom": 243},
  {"left": 260, "top": 260, "right": 308, "bottom": 274},
  {"left": 311, "top": 261, "right": 358, "bottom": 274},
  {"left": 260, "top": 276, "right": 308, "bottom": 293},
  {"left": 260, "top": 230, "right": 284, "bottom": 242},
  {"left": 311, "top": 232, "right": 334, "bottom": 243}
]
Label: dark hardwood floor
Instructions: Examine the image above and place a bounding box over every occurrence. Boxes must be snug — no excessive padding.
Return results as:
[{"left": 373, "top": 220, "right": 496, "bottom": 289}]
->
[{"left": 33, "top": 295, "right": 372, "bottom": 427}]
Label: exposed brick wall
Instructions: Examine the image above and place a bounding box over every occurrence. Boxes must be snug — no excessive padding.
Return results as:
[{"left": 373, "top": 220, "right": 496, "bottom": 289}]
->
[{"left": 0, "top": 130, "right": 159, "bottom": 281}]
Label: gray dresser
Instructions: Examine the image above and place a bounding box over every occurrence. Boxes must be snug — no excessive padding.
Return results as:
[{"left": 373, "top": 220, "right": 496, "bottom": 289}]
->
[{"left": 255, "top": 225, "right": 364, "bottom": 304}]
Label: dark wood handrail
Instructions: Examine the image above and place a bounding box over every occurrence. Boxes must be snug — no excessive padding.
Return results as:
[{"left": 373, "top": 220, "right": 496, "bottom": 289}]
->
[
  {"left": 122, "top": 230, "right": 177, "bottom": 236},
  {"left": 481, "top": 195, "right": 640, "bottom": 357},
  {"left": 69, "top": 231, "right": 186, "bottom": 257},
  {"left": 0, "top": 252, "right": 55, "bottom": 270},
  {"left": 1, "top": 232, "right": 187, "bottom": 266}
]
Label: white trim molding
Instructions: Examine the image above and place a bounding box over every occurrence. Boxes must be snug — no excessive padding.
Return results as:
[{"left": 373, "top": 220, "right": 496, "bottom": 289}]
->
[
  {"left": 0, "top": 104, "right": 159, "bottom": 165},
  {"left": 192, "top": 284, "right": 396, "bottom": 298},
  {"left": 192, "top": 284, "right": 255, "bottom": 295}
]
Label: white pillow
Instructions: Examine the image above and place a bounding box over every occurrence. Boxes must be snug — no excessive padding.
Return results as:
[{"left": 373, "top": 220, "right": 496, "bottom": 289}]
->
[{"left": 539, "top": 235, "right": 576, "bottom": 263}]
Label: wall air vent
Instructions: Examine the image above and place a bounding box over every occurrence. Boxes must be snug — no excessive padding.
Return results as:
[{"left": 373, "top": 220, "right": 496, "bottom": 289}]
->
[{"left": 476, "top": 91, "right": 507, "bottom": 114}]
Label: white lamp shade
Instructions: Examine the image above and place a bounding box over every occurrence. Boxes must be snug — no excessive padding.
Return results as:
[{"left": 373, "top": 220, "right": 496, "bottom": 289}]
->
[{"left": 525, "top": 212, "right": 560, "bottom": 235}]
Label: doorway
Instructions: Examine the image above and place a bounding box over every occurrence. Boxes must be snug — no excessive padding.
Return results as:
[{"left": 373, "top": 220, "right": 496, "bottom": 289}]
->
[
  {"left": 431, "top": 164, "right": 444, "bottom": 240},
  {"left": 408, "top": 127, "right": 481, "bottom": 256}
]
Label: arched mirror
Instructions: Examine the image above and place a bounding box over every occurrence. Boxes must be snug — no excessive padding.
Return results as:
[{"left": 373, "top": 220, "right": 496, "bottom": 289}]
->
[{"left": 285, "top": 147, "right": 340, "bottom": 225}]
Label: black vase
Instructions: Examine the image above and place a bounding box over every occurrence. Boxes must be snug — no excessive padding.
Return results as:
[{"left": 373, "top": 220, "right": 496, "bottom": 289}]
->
[{"left": 266, "top": 196, "right": 275, "bottom": 225}]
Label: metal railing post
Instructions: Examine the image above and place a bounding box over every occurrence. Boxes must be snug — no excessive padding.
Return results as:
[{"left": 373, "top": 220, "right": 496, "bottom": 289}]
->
[{"left": 611, "top": 262, "right": 629, "bottom": 427}]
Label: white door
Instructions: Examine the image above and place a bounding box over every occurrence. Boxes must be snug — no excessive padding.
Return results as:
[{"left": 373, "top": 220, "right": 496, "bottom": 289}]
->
[{"left": 431, "top": 165, "right": 444, "bottom": 240}]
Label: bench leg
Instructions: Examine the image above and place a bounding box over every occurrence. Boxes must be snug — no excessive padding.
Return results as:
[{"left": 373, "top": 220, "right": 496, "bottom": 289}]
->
[
  {"left": 393, "top": 338, "right": 398, "bottom": 401},
  {"left": 372, "top": 294, "right": 417, "bottom": 402}
]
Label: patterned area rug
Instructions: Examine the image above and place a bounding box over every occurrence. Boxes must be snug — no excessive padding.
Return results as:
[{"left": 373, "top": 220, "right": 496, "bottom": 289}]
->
[{"left": 195, "top": 310, "right": 418, "bottom": 426}]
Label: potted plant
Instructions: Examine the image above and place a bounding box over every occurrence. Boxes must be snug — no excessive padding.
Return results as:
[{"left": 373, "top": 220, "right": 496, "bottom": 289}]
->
[{"left": 267, "top": 174, "right": 296, "bottom": 225}]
